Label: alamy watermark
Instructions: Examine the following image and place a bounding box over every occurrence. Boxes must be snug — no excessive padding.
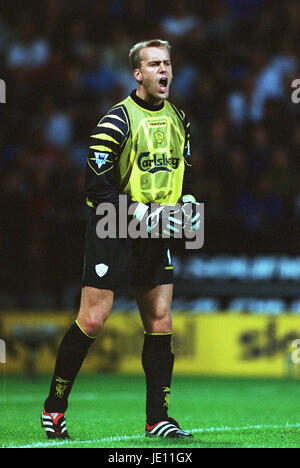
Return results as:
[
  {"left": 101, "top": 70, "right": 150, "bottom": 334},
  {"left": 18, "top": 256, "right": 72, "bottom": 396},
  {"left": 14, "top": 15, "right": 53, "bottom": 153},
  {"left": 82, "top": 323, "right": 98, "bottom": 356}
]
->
[
  {"left": 291, "top": 339, "right": 300, "bottom": 364},
  {"left": 0, "top": 339, "right": 5, "bottom": 363},
  {"left": 0, "top": 79, "right": 6, "bottom": 103},
  {"left": 95, "top": 195, "right": 204, "bottom": 250},
  {"left": 291, "top": 79, "right": 300, "bottom": 104}
]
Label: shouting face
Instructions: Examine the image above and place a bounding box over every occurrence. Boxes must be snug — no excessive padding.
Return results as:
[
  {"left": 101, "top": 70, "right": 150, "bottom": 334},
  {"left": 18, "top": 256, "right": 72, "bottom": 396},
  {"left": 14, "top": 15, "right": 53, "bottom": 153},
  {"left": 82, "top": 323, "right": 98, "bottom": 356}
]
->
[{"left": 133, "top": 46, "right": 173, "bottom": 106}]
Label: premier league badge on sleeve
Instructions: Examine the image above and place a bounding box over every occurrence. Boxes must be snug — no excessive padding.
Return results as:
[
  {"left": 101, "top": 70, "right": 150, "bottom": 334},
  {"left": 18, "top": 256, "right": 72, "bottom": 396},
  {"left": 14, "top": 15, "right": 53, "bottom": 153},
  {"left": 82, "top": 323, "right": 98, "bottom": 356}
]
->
[
  {"left": 94, "top": 152, "right": 109, "bottom": 169},
  {"left": 88, "top": 151, "right": 111, "bottom": 175}
]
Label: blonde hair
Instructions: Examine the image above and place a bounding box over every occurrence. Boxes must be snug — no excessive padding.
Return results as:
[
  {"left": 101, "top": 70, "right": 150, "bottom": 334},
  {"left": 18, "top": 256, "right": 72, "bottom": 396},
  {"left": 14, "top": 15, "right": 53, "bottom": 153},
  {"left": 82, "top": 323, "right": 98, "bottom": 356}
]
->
[{"left": 129, "top": 39, "right": 171, "bottom": 69}]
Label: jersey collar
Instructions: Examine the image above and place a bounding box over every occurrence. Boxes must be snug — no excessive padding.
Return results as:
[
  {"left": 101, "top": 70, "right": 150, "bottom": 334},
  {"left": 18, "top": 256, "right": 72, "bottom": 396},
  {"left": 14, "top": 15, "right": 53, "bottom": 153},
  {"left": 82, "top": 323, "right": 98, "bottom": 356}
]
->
[{"left": 130, "top": 90, "right": 165, "bottom": 112}]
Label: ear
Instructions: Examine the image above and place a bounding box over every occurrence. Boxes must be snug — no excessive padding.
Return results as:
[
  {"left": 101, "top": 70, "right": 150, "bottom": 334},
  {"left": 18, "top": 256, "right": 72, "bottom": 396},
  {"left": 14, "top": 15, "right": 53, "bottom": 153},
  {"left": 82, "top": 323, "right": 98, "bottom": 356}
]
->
[{"left": 133, "top": 68, "right": 142, "bottom": 84}]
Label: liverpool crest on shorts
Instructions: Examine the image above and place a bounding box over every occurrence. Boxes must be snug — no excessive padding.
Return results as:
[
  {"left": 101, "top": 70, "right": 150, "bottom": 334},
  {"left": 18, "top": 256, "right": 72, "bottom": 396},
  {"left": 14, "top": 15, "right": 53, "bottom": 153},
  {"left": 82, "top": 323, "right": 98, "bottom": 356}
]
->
[{"left": 95, "top": 263, "right": 109, "bottom": 277}]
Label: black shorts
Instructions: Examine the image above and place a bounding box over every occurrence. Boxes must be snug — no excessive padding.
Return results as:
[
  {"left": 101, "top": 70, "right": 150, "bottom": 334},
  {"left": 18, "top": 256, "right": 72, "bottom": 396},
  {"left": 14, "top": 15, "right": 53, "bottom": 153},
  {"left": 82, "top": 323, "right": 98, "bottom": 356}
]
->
[{"left": 81, "top": 211, "right": 174, "bottom": 291}]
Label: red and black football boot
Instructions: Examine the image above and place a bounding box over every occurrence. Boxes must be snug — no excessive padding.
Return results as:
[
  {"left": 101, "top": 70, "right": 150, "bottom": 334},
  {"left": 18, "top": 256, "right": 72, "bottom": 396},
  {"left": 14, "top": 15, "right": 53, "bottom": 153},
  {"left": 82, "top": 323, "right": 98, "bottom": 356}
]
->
[
  {"left": 41, "top": 409, "right": 70, "bottom": 439},
  {"left": 145, "top": 417, "right": 192, "bottom": 438}
]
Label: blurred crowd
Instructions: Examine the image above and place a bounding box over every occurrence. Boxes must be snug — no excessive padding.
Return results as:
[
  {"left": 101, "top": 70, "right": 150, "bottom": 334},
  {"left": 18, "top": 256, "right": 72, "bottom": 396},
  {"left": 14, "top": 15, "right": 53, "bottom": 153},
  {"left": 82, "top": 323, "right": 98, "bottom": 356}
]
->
[{"left": 1, "top": 0, "right": 300, "bottom": 307}]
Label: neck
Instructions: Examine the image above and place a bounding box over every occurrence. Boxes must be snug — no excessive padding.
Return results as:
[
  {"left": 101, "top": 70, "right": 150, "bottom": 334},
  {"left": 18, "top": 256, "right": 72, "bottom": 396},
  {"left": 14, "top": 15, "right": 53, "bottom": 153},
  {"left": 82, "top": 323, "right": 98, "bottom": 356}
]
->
[
  {"left": 136, "top": 87, "right": 163, "bottom": 107},
  {"left": 131, "top": 89, "right": 164, "bottom": 112}
]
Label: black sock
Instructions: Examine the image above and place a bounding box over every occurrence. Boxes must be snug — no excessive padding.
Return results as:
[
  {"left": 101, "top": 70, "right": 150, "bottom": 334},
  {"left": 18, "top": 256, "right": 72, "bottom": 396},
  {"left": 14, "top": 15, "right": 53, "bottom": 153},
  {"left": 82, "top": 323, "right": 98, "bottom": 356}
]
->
[
  {"left": 142, "top": 333, "right": 174, "bottom": 425},
  {"left": 44, "top": 322, "right": 95, "bottom": 413}
]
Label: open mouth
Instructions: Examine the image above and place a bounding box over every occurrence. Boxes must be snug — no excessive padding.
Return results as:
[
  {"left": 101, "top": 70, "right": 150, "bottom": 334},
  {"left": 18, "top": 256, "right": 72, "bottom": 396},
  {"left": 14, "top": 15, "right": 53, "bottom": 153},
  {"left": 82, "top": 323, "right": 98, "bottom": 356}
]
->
[{"left": 159, "top": 77, "right": 168, "bottom": 93}]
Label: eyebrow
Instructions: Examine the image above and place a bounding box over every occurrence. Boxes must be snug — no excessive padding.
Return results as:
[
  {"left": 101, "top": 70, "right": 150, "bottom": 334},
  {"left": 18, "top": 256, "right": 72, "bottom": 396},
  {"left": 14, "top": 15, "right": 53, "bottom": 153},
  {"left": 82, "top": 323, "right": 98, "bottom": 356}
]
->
[{"left": 148, "top": 59, "right": 171, "bottom": 64}]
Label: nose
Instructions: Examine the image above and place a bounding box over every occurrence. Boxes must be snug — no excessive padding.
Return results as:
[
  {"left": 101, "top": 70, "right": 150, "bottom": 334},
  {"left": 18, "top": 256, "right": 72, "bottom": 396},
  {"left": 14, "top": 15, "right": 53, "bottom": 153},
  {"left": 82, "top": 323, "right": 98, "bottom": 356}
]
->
[{"left": 159, "top": 62, "right": 167, "bottom": 73}]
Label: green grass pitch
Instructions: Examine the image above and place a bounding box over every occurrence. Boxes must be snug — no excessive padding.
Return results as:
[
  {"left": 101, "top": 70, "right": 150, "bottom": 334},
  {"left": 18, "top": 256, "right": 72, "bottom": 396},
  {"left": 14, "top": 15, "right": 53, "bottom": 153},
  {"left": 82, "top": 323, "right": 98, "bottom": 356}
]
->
[{"left": 1, "top": 373, "right": 300, "bottom": 448}]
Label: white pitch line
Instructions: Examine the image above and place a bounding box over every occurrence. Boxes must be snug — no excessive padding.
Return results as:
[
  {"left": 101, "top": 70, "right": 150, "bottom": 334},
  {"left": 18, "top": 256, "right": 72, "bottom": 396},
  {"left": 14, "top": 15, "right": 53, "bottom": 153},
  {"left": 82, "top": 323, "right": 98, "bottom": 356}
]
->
[
  {"left": 191, "top": 422, "right": 300, "bottom": 434},
  {"left": 4, "top": 435, "right": 143, "bottom": 449},
  {"left": 3, "top": 422, "right": 300, "bottom": 449}
]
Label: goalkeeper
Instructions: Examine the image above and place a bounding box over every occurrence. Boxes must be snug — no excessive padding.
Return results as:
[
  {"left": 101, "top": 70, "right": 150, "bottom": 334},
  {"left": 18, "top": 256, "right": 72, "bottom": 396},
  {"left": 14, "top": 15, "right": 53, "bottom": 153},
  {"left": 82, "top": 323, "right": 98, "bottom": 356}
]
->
[{"left": 41, "top": 39, "right": 200, "bottom": 439}]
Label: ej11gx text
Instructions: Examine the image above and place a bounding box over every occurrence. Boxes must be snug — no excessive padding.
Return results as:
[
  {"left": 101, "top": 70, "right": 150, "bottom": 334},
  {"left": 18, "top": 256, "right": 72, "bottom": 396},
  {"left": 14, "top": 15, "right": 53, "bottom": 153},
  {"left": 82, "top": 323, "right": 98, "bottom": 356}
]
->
[{"left": 149, "top": 452, "right": 192, "bottom": 463}]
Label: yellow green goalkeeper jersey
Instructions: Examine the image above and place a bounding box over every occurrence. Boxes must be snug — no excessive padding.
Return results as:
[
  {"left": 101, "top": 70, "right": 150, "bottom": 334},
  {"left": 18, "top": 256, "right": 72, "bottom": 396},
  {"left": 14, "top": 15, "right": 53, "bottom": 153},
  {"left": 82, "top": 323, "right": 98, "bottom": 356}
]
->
[{"left": 85, "top": 90, "right": 193, "bottom": 208}]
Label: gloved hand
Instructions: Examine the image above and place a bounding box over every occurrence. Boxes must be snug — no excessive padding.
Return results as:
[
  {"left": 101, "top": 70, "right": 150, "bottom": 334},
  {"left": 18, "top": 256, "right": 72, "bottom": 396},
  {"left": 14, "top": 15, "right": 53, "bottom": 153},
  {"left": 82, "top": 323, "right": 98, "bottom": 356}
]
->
[
  {"left": 181, "top": 195, "right": 201, "bottom": 233},
  {"left": 134, "top": 202, "right": 182, "bottom": 238}
]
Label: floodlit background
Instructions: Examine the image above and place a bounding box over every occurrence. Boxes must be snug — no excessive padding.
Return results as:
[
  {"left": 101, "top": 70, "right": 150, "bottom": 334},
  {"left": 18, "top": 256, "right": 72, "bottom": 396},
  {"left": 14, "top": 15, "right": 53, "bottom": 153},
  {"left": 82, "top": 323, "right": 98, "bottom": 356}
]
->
[{"left": 1, "top": 0, "right": 300, "bottom": 378}]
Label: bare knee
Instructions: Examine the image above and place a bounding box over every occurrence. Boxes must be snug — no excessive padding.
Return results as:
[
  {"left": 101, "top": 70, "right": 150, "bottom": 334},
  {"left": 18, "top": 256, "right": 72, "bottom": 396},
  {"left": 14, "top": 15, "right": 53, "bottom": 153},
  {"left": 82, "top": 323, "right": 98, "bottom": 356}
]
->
[
  {"left": 77, "top": 287, "right": 113, "bottom": 337},
  {"left": 135, "top": 284, "right": 173, "bottom": 334},
  {"left": 79, "top": 311, "right": 105, "bottom": 337},
  {"left": 145, "top": 307, "right": 172, "bottom": 334}
]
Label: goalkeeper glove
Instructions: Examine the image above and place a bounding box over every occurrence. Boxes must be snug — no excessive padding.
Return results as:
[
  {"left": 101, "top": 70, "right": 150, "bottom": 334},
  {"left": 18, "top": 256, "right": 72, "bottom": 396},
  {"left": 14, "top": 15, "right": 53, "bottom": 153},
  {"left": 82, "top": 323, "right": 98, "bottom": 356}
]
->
[
  {"left": 181, "top": 195, "right": 201, "bottom": 233},
  {"left": 134, "top": 202, "right": 182, "bottom": 238}
]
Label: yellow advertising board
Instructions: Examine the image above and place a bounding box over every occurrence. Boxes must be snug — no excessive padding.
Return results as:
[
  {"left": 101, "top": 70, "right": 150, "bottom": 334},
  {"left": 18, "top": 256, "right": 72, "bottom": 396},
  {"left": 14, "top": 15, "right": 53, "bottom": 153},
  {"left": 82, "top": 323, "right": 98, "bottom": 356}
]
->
[{"left": 1, "top": 311, "right": 300, "bottom": 377}]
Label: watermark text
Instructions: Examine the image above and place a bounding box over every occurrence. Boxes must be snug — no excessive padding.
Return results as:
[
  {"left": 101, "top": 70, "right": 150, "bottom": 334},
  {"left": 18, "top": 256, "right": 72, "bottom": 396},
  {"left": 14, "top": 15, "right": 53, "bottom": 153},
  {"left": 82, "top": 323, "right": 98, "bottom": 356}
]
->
[
  {"left": 291, "top": 79, "right": 300, "bottom": 104},
  {"left": 0, "top": 339, "right": 6, "bottom": 363},
  {"left": 0, "top": 79, "right": 6, "bottom": 103},
  {"left": 95, "top": 195, "right": 204, "bottom": 250}
]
